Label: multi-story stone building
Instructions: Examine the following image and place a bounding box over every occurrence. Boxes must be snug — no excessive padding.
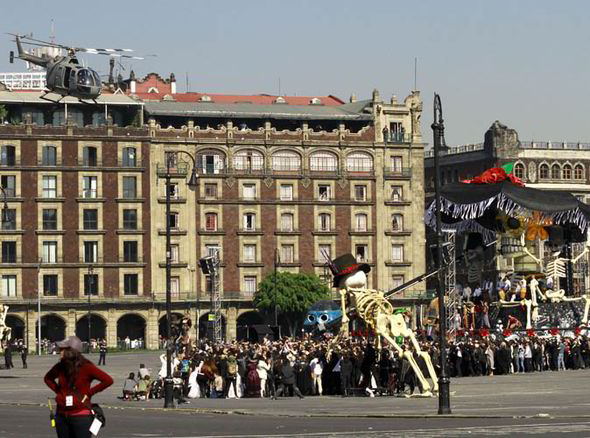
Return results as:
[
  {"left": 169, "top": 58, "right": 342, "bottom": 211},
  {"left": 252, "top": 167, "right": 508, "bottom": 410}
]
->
[{"left": 0, "top": 73, "right": 427, "bottom": 349}]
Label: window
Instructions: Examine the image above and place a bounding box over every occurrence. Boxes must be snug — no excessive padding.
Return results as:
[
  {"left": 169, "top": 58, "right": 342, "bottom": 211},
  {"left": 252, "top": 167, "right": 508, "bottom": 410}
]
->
[
  {"left": 392, "top": 214, "right": 403, "bottom": 231},
  {"left": 43, "top": 275, "right": 58, "bottom": 296},
  {"left": 204, "top": 245, "right": 220, "bottom": 258},
  {"left": 42, "top": 241, "right": 57, "bottom": 263},
  {"left": 514, "top": 163, "right": 525, "bottom": 180},
  {"left": 1, "top": 275, "right": 16, "bottom": 297},
  {"left": 243, "top": 213, "right": 256, "bottom": 231},
  {"left": 168, "top": 212, "right": 179, "bottom": 229},
  {"left": 272, "top": 151, "right": 300, "bottom": 171},
  {"left": 122, "top": 176, "right": 137, "bottom": 198},
  {"left": 280, "top": 213, "right": 294, "bottom": 232},
  {"left": 0, "top": 175, "right": 16, "bottom": 197},
  {"left": 199, "top": 153, "right": 224, "bottom": 174},
  {"left": 82, "top": 146, "right": 97, "bottom": 166},
  {"left": 123, "top": 274, "right": 138, "bottom": 295},
  {"left": 242, "top": 184, "right": 256, "bottom": 200},
  {"left": 205, "top": 275, "right": 213, "bottom": 293},
  {"left": 42, "top": 176, "right": 57, "bottom": 198},
  {"left": 563, "top": 164, "right": 572, "bottom": 179},
  {"left": 169, "top": 244, "right": 179, "bottom": 263},
  {"left": 244, "top": 276, "right": 257, "bottom": 297},
  {"left": 123, "top": 241, "right": 138, "bottom": 263},
  {"left": 1, "top": 209, "right": 16, "bottom": 230},
  {"left": 243, "top": 244, "right": 256, "bottom": 263},
  {"left": 310, "top": 152, "right": 337, "bottom": 172},
  {"left": 539, "top": 164, "right": 549, "bottom": 179},
  {"left": 84, "top": 241, "right": 98, "bottom": 263},
  {"left": 318, "top": 185, "right": 331, "bottom": 201},
  {"left": 318, "top": 244, "right": 331, "bottom": 262},
  {"left": 1, "top": 241, "right": 16, "bottom": 263},
  {"left": 233, "top": 151, "right": 264, "bottom": 171},
  {"left": 347, "top": 152, "right": 373, "bottom": 172},
  {"left": 122, "top": 147, "right": 136, "bottom": 166},
  {"left": 281, "top": 244, "right": 294, "bottom": 263},
  {"left": 42, "top": 146, "right": 57, "bottom": 165},
  {"left": 204, "top": 183, "right": 218, "bottom": 199},
  {"left": 391, "top": 186, "right": 403, "bottom": 201},
  {"left": 355, "top": 213, "right": 368, "bottom": 232},
  {"left": 170, "top": 277, "right": 180, "bottom": 298},
  {"left": 165, "top": 152, "right": 178, "bottom": 169},
  {"left": 123, "top": 209, "right": 137, "bottom": 230},
  {"left": 391, "top": 156, "right": 403, "bottom": 173},
  {"left": 43, "top": 209, "right": 57, "bottom": 230},
  {"left": 84, "top": 274, "right": 98, "bottom": 296},
  {"left": 0, "top": 146, "right": 15, "bottom": 166},
  {"left": 354, "top": 185, "right": 366, "bottom": 201},
  {"left": 280, "top": 184, "right": 293, "bottom": 201},
  {"left": 575, "top": 164, "right": 585, "bottom": 180},
  {"left": 83, "top": 209, "right": 98, "bottom": 230},
  {"left": 392, "top": 244, "right": 404, "bottom": 262},
  {"left": 551, "top": 164, "right": 561, "bottom": 179},
  {"left": 318, "top": 213, "right": 331, "bottom": 231},
  {"left": 391, "top": 275, "right": 405, "bottom": 289},
  {"left": 204, "top": 212, "right": 218, "bottom": 231},
  {"left": 82, "top": 176, "right": 97, "bottom": 198},
  {"left": 355, "top": 244, "right": 368, "bottom": 262}
]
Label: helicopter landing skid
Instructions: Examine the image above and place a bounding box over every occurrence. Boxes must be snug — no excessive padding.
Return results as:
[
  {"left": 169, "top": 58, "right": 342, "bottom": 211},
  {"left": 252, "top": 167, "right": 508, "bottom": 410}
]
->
[
  {"left": 77, "top": 98, "right": 99, "bottom": 105},
  {"left": 39, "top": 91, "right": 64, "bottom": 104}
]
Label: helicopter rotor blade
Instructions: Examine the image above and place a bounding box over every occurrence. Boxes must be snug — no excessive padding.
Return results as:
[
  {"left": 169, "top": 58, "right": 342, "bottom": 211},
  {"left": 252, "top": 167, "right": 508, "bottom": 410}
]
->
[{"left": 11, "top": 34, "right": 70, "bottom": 50}]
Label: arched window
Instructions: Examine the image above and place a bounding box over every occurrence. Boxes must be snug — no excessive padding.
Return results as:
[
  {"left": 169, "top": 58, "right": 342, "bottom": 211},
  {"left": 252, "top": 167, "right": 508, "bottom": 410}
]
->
[
  {"left": 575, "top": 164, "right": 585, "bottom": 180},
  {"left": 563, "top": 164, "right": 572, "bottom": 179},
  {"left": 318, "top": 213, "right": 331, "bottom": 231},
  {"left": 272, "top": 151, "right": 300, "bottom": 171},
  {"left": 204, "top": 213, "right": 217, "bottom": 231},
  {"left": 551, "top": 164, "right": 561, "bottom": 179},
  {"left": 233, "top": 150, "right": 264, "bottom": 172},
  {"left": 392, "top": 214, "right": 403, "bottom": 231},
  {"left": 354, "top": 213, "right": 367, "bottom": 232},
  {"left": 347, "top": 152, "right": 373, "bottom": 172},
  {"left": 514, "top": 163, "right": 525, "bottom": 180},
  {"left": 539, "top": 164, "right": 549, "bottom": 179},
  {"left": 310, "top": 151, "right": 338, "bottom": 172},
  {"left": 198, "top": 151, "right": 226, "bottom": 174}
]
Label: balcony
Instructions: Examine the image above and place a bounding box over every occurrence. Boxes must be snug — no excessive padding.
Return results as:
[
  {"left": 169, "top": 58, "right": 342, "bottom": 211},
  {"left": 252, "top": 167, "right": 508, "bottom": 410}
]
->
[
  {"left": 384, "top": 167, "right": 412, "bottom": 179},
  {"left": 384, "top": 132, "right": 411, "bottom": 144},
  {"left": 156, "top": 162, "right": 189, "bottom": 178},
  {"left": 385, "top": 228, "right": 412, "bottom": 236},
  {"left": 77, "top": 159, "right": 103, "bottom": 167},
  {"left": 157, "top": 228, "right": 187, "bottom": 236},
  {"left": 385, "top": 259, "right": 412, "bottom": 267},
  {"left": 158, "top": 260, "right": 188, "bottom": 268},
  {"left": 78, "top": 256, "right": 104, "bottom": 264},
  {"left": 118, "top": 256, "right": 144, "bottom": 264},
  {"left": 157, "top": 196, "right": 187, "bottom": 204},
  {"left": 237, "top": 228, "right": 264, "bottom": 235},
  {"left": 118, "top": 159, "right": 144, "bottom": 168}
]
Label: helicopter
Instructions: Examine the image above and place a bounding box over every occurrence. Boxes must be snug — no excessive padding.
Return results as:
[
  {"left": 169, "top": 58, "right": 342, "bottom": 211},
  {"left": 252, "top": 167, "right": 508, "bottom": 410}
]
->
[{"left": 8, "top": 34, "right": 145, "bottom": 103}]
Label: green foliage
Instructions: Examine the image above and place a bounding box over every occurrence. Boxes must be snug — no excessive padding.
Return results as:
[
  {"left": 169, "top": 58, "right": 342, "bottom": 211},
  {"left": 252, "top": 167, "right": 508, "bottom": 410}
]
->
[
  {"left": 254, "top": 271, "right": 331, "bottom": 335},
  {"left": 0, "top": 105, "right": 7, "bottom": 124}
]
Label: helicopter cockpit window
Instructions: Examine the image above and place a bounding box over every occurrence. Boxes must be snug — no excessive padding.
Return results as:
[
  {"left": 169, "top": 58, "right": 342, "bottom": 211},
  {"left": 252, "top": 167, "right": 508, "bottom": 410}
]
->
[
  {"left": 77, "top": 69, "right": 94, "bottom": 86},
  {"left": 92, "top": 71, "right": 101, "bottom": 88}
]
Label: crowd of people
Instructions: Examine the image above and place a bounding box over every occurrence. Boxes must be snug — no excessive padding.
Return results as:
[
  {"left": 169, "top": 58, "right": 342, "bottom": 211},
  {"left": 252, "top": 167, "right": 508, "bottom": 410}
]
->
[{"left": 118, "top": 329, "right": 590, "bottom": 402}]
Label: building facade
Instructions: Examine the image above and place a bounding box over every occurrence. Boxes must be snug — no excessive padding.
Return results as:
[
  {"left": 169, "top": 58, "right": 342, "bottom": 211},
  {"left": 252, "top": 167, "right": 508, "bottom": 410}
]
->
[{"left": 0, "top": 74, "right": 427, "bottom": 349}]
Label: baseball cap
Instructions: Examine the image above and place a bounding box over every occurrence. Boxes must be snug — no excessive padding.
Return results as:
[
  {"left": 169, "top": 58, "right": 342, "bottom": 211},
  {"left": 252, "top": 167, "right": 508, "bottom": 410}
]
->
[{"left": 56, "top": 336, "right": 83, "bottom": 352}]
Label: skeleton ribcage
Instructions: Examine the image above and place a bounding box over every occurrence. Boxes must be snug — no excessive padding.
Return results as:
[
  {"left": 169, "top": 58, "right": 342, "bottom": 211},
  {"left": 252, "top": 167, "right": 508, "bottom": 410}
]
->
[{"left": 351, "top": 289, "right": 394, "bottom": 327}]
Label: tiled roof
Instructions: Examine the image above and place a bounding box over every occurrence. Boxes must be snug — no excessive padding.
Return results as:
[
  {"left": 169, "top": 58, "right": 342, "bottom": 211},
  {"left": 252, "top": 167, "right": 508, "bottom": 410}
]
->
[{"left": 135, "top": 92, "right": 344, "bottom": 106}]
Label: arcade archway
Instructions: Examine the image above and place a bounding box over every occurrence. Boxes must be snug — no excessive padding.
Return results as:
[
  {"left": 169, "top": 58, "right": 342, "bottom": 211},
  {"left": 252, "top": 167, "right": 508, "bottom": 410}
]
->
[
  {"left": 236, "top": 311, "right": 265, "bottom": 341},
  {"left": 36, "top": 314, "right": 66, "bottom": 342},
  {"left": 76, "top": 314, "right": 107, "bottom": 342},
  {"left": 5, "top": 315, "right": 25, "bottom": 340},
  {"left": 117, "top": 314, "right": 146, "bottom": 349},
  {"left": 198, "top": 313, "right": 226, "bottom": 340}
]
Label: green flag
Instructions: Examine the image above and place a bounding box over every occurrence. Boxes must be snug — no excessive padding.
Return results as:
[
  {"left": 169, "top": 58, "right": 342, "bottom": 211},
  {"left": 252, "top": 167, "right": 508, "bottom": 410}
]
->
[{"left": 501, "top": 162, "right": 514, "bottom": 174}]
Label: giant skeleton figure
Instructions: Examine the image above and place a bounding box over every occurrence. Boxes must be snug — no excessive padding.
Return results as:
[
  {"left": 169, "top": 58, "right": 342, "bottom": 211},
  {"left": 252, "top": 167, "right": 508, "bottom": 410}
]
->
[
  {"left": 0, "top": 304, "right": 11, "bottom": 353},
  {"left": 496, "top": 235, "right": 590, "bottom": 329},
  {"left": 324, "top": 253, "right": 438, "bottom": 397}
]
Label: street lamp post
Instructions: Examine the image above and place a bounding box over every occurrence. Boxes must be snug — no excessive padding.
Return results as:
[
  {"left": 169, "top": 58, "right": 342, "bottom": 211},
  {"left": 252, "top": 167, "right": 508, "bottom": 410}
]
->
[
  {"left": 88, "top": 265, "right": 93, "bottom": 352},
  {"left": 37, "top": 259, "right": 41, "bottom": 355},
  {"left": 162, "top": 151, "right": 198, "bottom": 409},
  {"left": 431, "top": 93, "right": 451, "bottom": 414}
]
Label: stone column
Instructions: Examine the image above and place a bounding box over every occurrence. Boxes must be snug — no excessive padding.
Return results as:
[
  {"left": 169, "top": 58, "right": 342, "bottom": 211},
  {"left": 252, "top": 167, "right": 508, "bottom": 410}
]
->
[
  {"left": 146, "top": 308, "right": 159, "bottom": 350},
  {"left": 226, "top": 307, "right": 238, "bottom": 341},
  {"left": 106, "top": 309, "right": 117, "bottom": 348},
  {"left": 66, "top": 309, "right": 77, "bottom": 337},
  {"left": 26, "top": 309, "right": 37, "bottom": 352}
]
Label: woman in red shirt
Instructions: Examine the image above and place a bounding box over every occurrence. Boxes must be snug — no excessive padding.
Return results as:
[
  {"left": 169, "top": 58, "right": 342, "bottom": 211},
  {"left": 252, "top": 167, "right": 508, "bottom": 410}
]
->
[{"left": 44, "top": 336, "right": 113, "bottom": 438}]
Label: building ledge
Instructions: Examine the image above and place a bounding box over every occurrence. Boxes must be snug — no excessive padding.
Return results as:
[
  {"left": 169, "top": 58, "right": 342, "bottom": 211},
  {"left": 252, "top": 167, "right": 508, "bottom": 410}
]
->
[
  {"left": 76, "top": 197, "right": 106, "bottom": 203},
  {"left": 348, "top": 230, "right": 376, "bottom": 236},
  {"left": 237, "top": 229, "right": 264, "bottom": 236},
  {"left": 35, "top": 197, "right": 65, "bottom": 203},
  {"left": 237, "top": 262, "right": 264, "bottom": 268},
  {"left": 158, "top": 262, "right": 189, "bottom": 268},
  {"left": 384, "top": 200, "right": 411, "bottom": 206},
  {"left": 116, "top": 229, "right": 146, "bottom": 235},
  {"left": 116, "top": 198, "right": 145, "bottom": 203},
  {"left": 274, "top": 230, "right": 302, "bottom": 236},
  {"left": 385, "top": 230, "right": 412, "bottom": 236},
  {"left": 385, "top": 261, "right": 412, "bottom": 267},
  {"left": 0, "top": 229, "right": 25, "bottom": 235},
  {"left": 158, "top": 229, "right": 188, "bottom": 236},
  {"left": 312, "top": 230, "right": 339, "bottom": 236},
  {"left": 198, "top": 230, "right": 226, "bottom": 235},
  {"left": 157, "top": 197, "right": 187, "bottom": 204},
  {"left": 76, "top": 230, "right": 107, "bottom": 235},
  {"left": 35, "top": 230, "right": 67, "bottom": 235}
]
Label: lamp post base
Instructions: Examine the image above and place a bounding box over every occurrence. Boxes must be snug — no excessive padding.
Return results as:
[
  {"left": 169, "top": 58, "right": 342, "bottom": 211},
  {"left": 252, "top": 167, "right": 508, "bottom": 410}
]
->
[
  {"left": 438, "top": 376, "right": 452, "bottom": 414},
  {"left": 163, "top": 377, "right": 175, "bottom": 408}
]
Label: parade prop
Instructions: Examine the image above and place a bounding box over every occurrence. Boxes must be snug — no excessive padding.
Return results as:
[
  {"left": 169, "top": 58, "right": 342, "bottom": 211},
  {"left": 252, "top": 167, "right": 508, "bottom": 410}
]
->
[
  {"left": 324, "top": 253, "right": 438, "bottom": 397},
  {"left": 0, "top": 303, "right": 11, "bottom": 353}
]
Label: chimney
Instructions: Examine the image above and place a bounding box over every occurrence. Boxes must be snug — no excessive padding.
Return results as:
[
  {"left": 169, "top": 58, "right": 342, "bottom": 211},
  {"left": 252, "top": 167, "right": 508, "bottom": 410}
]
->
[
  {"left": 372, "top": 88, "right": 381, "bottom": 103},
  {"left": 129, "top": 70, "right": 136, "bottom": 94},
  {"left": 170, "top": 73, "right": 176, "bottom": 94},
  {"left": 349, "top": 93, "right": 357, "bottom": 103}
]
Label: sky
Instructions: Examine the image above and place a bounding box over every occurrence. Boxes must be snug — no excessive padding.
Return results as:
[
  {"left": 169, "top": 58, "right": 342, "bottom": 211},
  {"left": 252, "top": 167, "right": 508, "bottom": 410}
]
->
[{"left": 1, "top": 0, "right": 589, "bottom": 146}]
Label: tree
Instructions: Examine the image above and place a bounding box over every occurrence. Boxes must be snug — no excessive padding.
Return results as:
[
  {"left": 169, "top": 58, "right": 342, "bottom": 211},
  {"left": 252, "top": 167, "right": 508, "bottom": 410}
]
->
[
  {"left": 254, "top": 271, "right": 331, "bottom": 336},
  {"left": 0, "top": 105, "right": 7, "bottom": 124}
]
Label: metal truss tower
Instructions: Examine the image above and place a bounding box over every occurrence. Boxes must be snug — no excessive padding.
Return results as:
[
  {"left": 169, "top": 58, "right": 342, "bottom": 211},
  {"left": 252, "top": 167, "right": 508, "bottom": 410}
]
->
[{"left": 443, "top": 231, "right": 458, "bottom": 333}]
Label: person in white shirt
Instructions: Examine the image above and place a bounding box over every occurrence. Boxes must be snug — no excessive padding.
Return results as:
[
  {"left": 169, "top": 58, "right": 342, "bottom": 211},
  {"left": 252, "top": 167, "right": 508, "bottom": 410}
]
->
[
  {"left": 309, "top": 356, "right": 323, "bottom": 396},
  {"left": 256, "top": 357, "right": 270, "bottom": 397}
]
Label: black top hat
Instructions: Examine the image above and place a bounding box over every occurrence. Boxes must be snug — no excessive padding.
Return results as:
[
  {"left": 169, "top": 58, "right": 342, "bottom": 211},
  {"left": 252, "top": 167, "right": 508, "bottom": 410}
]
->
[{"left": 328, "top": 253, "right": 371, "bottom": 288}]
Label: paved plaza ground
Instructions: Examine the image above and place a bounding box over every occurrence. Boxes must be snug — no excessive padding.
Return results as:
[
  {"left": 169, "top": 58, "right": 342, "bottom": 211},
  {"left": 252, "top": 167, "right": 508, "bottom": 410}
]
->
[{"left": 2, "top": 351, "right": 590, "bottom": 437}]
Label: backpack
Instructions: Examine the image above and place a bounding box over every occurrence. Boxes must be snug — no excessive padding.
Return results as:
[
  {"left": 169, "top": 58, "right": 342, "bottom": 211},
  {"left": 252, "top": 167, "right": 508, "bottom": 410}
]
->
[{"left": 227, "top": 361, "right": 237, "bottom": 376}]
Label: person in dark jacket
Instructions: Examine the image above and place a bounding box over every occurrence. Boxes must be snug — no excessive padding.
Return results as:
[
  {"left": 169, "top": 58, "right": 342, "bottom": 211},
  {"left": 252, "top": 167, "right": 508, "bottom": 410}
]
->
[
  {"left": 97, "top": 341, "right": 107, "bottom": 366},
  {"left": 4, "top": 342, "right": 14, "bottom": 369},
  {"left": 340, "top": 353, "right": 353, "bottom": 397},
  {"left": 276, "top": 358, "right": 304, "bottom": 399},
  {"left": 44, "top": 336, "right": 113, "bottom": 438},
  {"left": 20, "top": 343, "right": 28, "bottom": 369}
]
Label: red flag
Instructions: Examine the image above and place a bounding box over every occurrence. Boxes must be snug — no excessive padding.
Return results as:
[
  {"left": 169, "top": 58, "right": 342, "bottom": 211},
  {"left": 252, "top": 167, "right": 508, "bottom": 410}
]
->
[
  {"left": 480, "top": 328, "right": 489, "bottom": 337},
  {"left": 550, "top": 327, "right": 559, "bottom": 336},
  {"left": 503, "top": 329, "right": 512, "bottom": 337},
  {"left": 575, "top": 327, "right": 582, "bottom": 336},
  {"left": 527, "top": 329, "right": 535, "bottom": 337}
]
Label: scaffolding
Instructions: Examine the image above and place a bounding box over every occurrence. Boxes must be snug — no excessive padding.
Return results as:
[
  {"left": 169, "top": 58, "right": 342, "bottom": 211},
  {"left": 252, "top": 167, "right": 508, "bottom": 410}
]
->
[{"left": 443, "top": 231, "right": 458, "bottom": 333}]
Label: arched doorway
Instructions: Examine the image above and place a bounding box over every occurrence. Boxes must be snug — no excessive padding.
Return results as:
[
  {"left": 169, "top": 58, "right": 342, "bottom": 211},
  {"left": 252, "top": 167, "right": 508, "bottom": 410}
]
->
[
  {"left": 198, "top": 313, "right": 226, "bottom": 340},
  {"left": 36, "top": 314, "right": 66, "bottom": 342},
  {"left": 76, "top": 314, "right": 107, "bottom": 342},
  {"left": 117, "top": 314, "right": 146, "bottom": 349},
  {"left": 5, "top": 315, "right": 25, "bottom": 340},
  {"left": 158, "top": 312, "right": 185, "bottom": 339},
  {"left": 236, "top": 311, "right": 265, "bottom": 341}
]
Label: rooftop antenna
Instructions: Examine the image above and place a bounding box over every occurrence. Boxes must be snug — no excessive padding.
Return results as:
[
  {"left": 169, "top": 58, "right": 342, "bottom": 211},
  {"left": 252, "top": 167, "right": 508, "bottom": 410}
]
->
[
  {"left": 50, "top": 19, "right": 55, "bottom": 44},
  {"left": 414, "top": 57, "right": 418, "bottom": 90},
  {"left": 278, "top": 77, "right": 281, "bottom": 96},
  {"left": 186, "top": 72, "right": 189, "bottom": 92}
]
